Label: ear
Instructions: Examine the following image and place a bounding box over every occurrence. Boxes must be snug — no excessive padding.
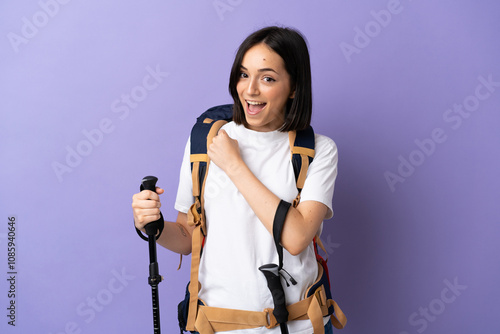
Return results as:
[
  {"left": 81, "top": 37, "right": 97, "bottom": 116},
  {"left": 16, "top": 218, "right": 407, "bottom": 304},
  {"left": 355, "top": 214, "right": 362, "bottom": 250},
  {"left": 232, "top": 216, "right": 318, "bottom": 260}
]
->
[{"left": 289, "top": 89, "right": 296, "bottom": 99}]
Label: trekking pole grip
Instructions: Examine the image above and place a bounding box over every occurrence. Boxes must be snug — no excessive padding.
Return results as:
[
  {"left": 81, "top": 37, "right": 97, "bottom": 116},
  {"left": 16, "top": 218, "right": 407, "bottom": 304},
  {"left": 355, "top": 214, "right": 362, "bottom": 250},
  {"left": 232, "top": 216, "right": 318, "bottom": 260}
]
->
[
  {"left": 140, "top": 176, "right": 165, "bottom": 238},
  {"left": 259, "top": 264, "right": 289, "bottom": 326}
]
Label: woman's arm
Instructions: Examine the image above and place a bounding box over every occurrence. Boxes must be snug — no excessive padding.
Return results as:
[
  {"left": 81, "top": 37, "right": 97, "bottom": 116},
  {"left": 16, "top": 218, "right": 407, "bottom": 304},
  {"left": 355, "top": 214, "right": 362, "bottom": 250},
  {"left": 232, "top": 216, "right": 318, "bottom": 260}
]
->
[
  {"left": 155, "top": 211, "right": 193, "bottom": 255},
  {"left": 208, "top": 129, "right": 327, "bottom": 255},
  {"left": 132, "top": 189, "right": 194, "bottom": 255}
]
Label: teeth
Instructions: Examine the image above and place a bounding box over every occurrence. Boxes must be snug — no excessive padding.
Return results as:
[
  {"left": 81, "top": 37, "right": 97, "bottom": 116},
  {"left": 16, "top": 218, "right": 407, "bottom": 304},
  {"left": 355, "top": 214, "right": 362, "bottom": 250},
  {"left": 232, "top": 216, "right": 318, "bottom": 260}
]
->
[{"left": 247, "top": 101, "right": 266, "bottom": 105}]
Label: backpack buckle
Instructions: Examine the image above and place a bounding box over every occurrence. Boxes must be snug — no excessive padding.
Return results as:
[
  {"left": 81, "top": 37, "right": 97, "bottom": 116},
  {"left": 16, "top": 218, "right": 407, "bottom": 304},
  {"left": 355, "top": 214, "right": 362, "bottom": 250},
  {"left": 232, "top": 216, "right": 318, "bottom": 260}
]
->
[
  {"left": 314, "top": 286, "right": 327, "bottom": 307},
  {"left": 292, "top": 193, "right": 301, "bottom": 208},
  {"left": 264, "top": 308, "right": 278, "bottom": 329}
]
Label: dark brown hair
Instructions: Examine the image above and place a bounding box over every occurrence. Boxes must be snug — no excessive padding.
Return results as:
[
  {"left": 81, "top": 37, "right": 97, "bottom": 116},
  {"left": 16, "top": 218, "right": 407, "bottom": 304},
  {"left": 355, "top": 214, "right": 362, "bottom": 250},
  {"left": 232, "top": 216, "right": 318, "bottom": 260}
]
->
[{"left": 229, "top": 26, "right": 312, "bottom": 131}]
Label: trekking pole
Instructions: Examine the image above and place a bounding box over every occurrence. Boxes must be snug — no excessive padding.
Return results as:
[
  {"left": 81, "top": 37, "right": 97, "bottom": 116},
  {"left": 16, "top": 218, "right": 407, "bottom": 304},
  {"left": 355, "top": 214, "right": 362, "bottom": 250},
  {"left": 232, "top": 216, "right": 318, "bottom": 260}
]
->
[
  {"left": 137, "top": 176, "right": 165, "bottom": 334},
  {"left": 259, "top": 264, "right": 289, "bottom": 334}
]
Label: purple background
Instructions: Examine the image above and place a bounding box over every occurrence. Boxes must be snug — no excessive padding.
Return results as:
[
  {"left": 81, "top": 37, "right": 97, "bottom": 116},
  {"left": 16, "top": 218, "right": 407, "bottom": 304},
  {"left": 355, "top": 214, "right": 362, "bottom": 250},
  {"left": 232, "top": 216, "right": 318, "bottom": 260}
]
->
[{"left": 1, "top": 1, "right": 499, "bottom": 333}]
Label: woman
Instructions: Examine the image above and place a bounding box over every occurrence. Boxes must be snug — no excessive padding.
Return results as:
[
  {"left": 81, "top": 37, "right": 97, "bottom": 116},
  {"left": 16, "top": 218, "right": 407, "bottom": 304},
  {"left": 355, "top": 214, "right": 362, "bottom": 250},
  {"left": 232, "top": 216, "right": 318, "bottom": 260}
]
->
[{"left": 133, "top": 26, "right": 339, "bottom": 333}]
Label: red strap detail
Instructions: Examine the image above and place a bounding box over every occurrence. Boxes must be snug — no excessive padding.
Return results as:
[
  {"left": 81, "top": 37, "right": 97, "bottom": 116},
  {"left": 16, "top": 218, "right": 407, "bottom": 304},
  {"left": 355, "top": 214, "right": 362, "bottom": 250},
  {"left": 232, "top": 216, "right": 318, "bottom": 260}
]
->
[{"left": 313, "top": 239, "right": 331, "bottom": 285}]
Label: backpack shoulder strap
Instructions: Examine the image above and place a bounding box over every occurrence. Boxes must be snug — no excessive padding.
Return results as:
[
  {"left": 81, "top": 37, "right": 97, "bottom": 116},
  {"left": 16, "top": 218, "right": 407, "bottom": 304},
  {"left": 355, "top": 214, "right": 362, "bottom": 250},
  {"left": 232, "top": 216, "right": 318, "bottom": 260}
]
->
[
  {"left": 185, "top": 104, "right": 233, "bottom": 331},
  {"left": 288, "top": 126, "right": 315, "bottom": 207},
  {"left": 188, "top": 104, "right": 233, "bottom": 227}
]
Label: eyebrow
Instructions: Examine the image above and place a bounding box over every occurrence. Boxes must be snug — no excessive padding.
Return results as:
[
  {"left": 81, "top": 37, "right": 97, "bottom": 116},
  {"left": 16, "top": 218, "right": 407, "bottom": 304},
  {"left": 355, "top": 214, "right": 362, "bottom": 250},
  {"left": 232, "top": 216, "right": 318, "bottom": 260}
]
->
[{"left": 240, "top": 65, "right": 279, "bottom": 74}]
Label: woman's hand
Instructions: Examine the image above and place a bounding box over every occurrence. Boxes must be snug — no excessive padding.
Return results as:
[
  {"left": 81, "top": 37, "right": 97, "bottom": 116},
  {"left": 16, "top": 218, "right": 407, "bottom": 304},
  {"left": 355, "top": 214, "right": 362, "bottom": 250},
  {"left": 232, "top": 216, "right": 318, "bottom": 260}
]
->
[
  {"left": 207, "top": 129, "right": 328, "bottom": 256},
  {"left": 132, "top": 188, "right": 194, "bottom": 255},
  {"left": 131, "top": 187, "right": 164, "bottom": 231},
  {"left": 207, "top": 129, "right": 244, "bottom": 176}
]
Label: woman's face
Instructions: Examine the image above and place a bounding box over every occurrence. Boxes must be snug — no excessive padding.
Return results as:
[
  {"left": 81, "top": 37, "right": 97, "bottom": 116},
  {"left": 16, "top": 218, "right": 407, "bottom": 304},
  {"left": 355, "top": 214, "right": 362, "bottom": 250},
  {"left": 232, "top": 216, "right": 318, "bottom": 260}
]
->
[{"left": 236, "top": 43, "right": 295, "bottom": 132}]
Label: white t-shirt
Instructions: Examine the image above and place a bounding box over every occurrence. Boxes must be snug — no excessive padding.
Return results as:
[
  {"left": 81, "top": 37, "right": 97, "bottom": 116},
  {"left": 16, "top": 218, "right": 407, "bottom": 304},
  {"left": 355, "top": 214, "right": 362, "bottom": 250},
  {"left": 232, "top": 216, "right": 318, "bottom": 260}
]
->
[{"left": 175, "top": 121, "right": 338, "bottom": 334}]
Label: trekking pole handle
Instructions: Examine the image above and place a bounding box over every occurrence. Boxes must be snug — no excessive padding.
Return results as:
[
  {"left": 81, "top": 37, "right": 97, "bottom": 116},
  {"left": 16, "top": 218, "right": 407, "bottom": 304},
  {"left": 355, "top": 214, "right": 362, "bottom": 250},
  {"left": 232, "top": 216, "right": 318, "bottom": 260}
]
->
[
  {"left": 259, "top": 264, "right": 289, "bottom": 327},
  {"left": 140, "top": 176, "right": 164, "bottom": 238},
  {"left": 141, "top": 175, "right": 158, "bottom": 192}
]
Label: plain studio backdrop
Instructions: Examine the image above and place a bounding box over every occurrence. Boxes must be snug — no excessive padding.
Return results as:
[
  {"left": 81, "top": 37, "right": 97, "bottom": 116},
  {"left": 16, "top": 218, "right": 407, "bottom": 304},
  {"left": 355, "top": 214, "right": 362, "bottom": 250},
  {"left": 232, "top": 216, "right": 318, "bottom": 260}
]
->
[{"left": 1, "top": 1, "right": 499, "bottom": 333}]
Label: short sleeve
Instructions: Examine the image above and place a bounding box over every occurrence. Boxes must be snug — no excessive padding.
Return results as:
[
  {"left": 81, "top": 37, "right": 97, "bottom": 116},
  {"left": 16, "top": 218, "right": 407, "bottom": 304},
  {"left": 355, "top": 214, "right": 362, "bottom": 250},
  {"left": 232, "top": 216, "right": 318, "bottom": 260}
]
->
[
  {"left": 299, "top": 134, "right": 338, "bottom": 220},
  {"left": 174, "top": 137, "right": 194, "bottom": 214}
]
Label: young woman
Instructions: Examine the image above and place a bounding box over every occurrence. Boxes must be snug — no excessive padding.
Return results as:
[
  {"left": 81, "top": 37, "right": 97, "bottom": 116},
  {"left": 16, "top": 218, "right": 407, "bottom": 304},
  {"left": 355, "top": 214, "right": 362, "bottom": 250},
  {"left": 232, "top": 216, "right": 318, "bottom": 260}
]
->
[{"left": 132, "top": 26, "right": 339, "bottom": 333}]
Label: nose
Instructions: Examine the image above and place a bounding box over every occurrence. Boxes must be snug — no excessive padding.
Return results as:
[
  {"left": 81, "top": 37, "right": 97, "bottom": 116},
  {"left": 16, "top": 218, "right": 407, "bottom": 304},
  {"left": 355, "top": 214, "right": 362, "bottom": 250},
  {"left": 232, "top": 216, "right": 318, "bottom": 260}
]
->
[{"left": 246, "top": 77, "right": 259, "bottom": 96}]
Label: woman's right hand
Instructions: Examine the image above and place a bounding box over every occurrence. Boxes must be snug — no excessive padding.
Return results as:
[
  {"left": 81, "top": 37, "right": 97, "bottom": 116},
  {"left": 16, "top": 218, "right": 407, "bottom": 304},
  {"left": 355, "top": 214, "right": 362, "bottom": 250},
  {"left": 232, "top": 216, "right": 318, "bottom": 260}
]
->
[{"left": 131, "top": 187, "right": 164, "bottom": 231}]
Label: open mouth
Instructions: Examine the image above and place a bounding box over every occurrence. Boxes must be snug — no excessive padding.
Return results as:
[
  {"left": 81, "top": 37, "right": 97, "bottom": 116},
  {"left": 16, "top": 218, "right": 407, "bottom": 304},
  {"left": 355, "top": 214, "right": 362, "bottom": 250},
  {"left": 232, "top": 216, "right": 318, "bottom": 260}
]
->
[{"left": 246, "top": 100, "right": 267, "bottom": 115}]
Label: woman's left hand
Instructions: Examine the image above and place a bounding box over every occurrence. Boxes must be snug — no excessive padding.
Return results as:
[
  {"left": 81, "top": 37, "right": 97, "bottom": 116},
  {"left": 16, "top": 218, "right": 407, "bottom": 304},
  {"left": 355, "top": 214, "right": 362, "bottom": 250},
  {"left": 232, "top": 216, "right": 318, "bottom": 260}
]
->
[{"left": 207, "top": 129, "right": 244, "bottom": 176}]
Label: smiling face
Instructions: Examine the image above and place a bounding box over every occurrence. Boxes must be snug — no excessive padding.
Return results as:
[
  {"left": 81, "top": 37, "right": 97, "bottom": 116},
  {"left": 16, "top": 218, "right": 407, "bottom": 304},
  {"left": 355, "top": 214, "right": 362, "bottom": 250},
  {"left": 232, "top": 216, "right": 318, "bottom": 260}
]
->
[{"left": 236, "top": 43, "right": 295, "bottom": 132}]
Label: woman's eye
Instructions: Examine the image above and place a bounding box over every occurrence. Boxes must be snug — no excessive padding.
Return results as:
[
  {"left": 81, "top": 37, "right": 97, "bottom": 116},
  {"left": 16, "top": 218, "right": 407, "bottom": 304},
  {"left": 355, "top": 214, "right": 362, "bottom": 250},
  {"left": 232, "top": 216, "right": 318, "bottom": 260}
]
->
[
  {"left": 263, "top": 77, "right": 275, "bottom": 82},
  {"left": 239, "top": 72, "right": 248, "bottom": 78}
]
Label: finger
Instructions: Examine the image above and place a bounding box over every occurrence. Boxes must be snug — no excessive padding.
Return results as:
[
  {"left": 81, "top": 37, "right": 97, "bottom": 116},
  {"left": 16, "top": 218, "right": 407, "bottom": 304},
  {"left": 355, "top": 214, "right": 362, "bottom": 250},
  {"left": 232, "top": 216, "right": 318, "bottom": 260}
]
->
[
  {"left": 215, "top": 129, "right": 230, "bottom": 142},
  {"left": 207, "top": 143, "right": 218, "bottom": 160},
  {"left": 135, "top": 212, "right": 161, "bottom": 228},
  {"left": 132, "top": 198, "right": 161, "bottom": 209},
  {"left": 133, "top": 205, "right": 161, "bottom": 221},
  {"left": 133, "top": 189, "right": 160, "bottom": 201},
  {"left": 211, "top": 134, "right": 219, "bottom": 145},
  {"left": 156, "top": 187, "right": 165, "bottom": 194},
  {"left": 135, "top": 207, "right": 161, "bottom": 217},
  {"left": 134, "top": 208, "right": 159, "bottom": 218}
]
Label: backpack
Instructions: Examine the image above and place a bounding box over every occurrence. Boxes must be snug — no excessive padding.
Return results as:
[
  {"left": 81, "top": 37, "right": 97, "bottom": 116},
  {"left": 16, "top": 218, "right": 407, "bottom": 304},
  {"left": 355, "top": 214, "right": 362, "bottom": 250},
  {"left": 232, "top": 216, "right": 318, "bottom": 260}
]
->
[{"left": 178, "top": 104, "right": 346, "bottom": 334}]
